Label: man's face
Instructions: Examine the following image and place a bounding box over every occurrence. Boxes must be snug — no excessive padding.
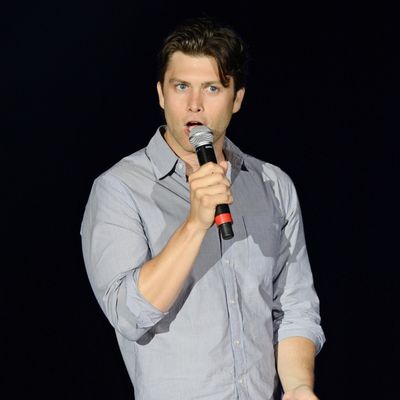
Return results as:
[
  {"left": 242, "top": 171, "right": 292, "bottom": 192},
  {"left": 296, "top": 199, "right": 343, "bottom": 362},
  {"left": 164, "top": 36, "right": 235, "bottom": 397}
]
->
[{"left": 157, "top": 51, "right": 245, "bottom": 160}]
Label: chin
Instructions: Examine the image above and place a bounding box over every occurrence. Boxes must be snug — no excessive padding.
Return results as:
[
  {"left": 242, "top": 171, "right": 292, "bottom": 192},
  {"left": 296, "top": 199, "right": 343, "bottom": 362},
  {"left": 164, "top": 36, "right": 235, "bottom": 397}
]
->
[{"left": 183, "top": 144, "right": 195, "bottom": 153}]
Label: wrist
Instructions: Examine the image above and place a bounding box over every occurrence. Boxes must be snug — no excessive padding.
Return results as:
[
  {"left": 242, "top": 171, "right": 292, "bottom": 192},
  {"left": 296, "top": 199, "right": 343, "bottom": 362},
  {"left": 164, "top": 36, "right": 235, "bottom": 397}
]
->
[
  {"left": 285, "top": 383, "right": 314, "bottom": 393},
  {"left": 292, "top": 384, "right": 313, "bottom": 391},
  {"left": 181, "top": 219, "right": 208, "bottom": 239}
]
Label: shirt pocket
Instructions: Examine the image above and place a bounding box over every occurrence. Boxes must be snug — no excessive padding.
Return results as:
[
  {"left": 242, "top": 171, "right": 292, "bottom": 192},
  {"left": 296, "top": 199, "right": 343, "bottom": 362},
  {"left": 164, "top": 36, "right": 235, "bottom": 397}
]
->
[{"left": 242, "top": 214, "right": 281, "bottom": 284}]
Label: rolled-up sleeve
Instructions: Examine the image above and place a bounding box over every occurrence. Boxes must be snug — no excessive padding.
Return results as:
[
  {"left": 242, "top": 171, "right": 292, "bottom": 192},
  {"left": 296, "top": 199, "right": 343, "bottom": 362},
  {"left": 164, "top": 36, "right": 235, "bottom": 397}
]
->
[
  {"left": 80, "top": 172, "right": 167, "bottom": 342},
  {"left": 271, "top": 171, "right": 326, "bottom": 354}
]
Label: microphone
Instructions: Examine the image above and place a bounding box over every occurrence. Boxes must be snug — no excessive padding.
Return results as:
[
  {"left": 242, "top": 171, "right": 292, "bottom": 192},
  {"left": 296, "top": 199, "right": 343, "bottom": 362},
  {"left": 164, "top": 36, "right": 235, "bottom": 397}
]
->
[{"left": 188, "top": 125, "right": 234, "bottom": 240}]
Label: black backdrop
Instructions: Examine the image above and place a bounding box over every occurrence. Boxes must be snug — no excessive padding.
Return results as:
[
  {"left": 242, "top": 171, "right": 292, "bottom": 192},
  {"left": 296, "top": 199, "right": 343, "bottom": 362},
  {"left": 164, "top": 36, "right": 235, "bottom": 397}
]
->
[{"left": 3, "top": 1, "right": 397, "bottom": 399}]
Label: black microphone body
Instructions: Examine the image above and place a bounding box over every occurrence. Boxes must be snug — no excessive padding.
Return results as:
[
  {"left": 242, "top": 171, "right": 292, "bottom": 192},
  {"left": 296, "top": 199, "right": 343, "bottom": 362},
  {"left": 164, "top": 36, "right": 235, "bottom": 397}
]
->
[{"left": 189, "top": 126, "right": 234, "bottom": 240}]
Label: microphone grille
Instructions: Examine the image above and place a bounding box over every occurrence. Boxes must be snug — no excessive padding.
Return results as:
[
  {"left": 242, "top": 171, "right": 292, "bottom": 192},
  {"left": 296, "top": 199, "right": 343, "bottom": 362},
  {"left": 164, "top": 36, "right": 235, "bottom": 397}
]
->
[{"left": 188, "top": 125, "right": 213, "bottom": 149}]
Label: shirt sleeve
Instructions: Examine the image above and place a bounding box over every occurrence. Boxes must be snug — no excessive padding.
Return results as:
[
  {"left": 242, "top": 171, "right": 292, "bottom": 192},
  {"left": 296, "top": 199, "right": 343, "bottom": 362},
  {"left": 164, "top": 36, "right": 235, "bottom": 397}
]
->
[
  {"left": 270, "top": 168, "right": 326, "bottom": 354},
  {"left": 80, "top": 172, "right": 167, "bottom": 342}
]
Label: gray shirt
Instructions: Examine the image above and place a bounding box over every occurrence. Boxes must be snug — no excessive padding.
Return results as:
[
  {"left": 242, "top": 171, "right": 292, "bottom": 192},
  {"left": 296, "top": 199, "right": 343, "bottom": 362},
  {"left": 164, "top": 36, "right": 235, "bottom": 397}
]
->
[{"left": 80, "top": 127, "right": 325, "bottom": 400}]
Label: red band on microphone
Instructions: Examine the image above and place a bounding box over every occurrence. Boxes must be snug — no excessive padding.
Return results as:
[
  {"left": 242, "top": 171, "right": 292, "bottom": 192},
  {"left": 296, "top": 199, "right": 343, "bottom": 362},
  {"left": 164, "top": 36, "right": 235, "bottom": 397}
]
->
[{"left": 214, "top": 213, "right": 233, "bottom": 226}]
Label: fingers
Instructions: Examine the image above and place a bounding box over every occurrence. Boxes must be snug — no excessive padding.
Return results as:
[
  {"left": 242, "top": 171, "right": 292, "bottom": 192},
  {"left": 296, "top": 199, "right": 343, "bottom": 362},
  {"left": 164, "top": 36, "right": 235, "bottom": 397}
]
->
[
  {"left": 186, "top": 162, "right": 233, "bottom": 230},
  {"left": 190, "top": 174, "right": 231, "bottom": 193},
  {"left": 188, "top": 162, "right": 226, "bottom": 180},
  {"left": 193, "top": 185, "right": 233, "bottom": 208},
  {"left": 188, "top": 162, "right": 230, "bottom": 189}
]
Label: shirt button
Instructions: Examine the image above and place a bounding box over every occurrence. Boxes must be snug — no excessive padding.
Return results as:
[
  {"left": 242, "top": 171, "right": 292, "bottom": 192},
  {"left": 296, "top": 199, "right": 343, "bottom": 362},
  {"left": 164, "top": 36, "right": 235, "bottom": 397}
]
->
[
  {"left": 224, "top": 259, "right": 229, "bottom": 264},
  {"left": 234, "top": 340, "right": 240, "bottom": 345},
  {"left": 238, "top": 377, "right": 244, "bottom": 384},
  {"left": 230, "top": 299, "right": 235, "bottom": 304}
]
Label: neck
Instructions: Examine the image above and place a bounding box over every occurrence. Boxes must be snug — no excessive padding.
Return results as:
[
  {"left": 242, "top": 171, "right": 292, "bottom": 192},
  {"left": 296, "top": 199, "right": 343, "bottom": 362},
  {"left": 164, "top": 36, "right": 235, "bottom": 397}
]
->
[
  {"left": 162, "top": 126, "right": 226, "bottom": 175},
  {"left": 181, "top": 151, "right": 226, "bottom": 175},
  {"left": 184, "top": 141, "right": 226, "bottom": 176}
]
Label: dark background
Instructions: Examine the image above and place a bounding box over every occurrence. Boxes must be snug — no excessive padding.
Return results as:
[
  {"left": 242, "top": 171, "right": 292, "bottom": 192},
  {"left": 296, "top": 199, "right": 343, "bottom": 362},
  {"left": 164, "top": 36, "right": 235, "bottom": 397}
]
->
[{"left": 2, "top": 1, "right": 397, "bottom": 399}]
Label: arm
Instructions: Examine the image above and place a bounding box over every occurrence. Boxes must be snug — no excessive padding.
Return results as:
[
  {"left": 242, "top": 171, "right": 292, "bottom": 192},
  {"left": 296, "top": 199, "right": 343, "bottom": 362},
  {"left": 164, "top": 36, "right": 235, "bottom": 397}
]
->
[
  {"left": 264, "top": 166, "right": 325, "bottom": 397},
  {"left": 81, "top": 161, "right": 231, "bottom": 341},
  {"left": 138, "top": 161, "right": 232, "bottom": 312},
  {"left": 137, "top": 219, "right": 206, "bottom": 312},
  {"left": 275, "top": 336, "right": 318, "bottom": 400}
]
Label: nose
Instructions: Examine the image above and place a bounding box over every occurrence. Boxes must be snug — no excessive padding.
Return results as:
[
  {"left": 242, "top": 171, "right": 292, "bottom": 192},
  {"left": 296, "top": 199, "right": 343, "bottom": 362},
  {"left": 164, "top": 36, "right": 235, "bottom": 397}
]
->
[{"left": 187, "top": 89, "right": 204, "bottom": 112}]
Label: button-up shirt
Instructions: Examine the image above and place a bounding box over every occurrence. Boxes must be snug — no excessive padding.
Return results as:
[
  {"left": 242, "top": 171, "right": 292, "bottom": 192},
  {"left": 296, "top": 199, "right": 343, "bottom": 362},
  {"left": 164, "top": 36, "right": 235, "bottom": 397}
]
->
[{"left": 80, "top": 127, "right": 325, "bottom": 400}]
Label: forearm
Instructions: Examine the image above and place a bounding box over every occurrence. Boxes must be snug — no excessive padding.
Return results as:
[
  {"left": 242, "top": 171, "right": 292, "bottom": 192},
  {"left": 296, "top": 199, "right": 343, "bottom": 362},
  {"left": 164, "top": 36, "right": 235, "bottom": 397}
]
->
[
  {"left": 137, "top": 219, "right": 207, "bottom": 312},
  {"left": 275, "top": 336, "right": 316, "bottom": 393},
  {"left": 138, "top": 161, "right": 231, "bottom": 313}
]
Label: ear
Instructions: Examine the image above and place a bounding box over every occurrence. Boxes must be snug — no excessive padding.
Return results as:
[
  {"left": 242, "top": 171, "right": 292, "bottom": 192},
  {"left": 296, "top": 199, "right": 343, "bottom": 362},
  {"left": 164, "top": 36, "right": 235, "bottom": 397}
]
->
[
  {"left": 232, "top": 87, "right": 245, "bottom": 114},
  {"left": 156, "top": 81, "right": 165, "bottom": 109}
]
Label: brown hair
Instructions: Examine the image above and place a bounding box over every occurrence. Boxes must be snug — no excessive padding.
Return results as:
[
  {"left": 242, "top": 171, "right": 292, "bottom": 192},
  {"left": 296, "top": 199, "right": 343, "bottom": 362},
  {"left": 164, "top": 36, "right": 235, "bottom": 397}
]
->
[{"left": 158, "top": 17, "right": 248, "bottom": 93}]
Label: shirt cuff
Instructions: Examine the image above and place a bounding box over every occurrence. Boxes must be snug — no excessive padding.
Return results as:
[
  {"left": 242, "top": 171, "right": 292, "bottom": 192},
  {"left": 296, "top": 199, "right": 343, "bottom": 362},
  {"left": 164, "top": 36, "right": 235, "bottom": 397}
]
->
[
  {"left": 274, "top": 327, "right": 326, "bottom": 355},
  {"left": 125, "top": 268, "right": 168, "bottom": 329}
]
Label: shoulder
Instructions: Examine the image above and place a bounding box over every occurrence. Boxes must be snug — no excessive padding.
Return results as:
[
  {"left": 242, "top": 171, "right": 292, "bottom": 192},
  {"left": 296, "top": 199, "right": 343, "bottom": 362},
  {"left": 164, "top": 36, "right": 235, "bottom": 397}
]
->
[
  {"left": 242, "top": 152, "right": 299, "bottom": 215},
  {"left": 243, "top": 153, "right": 295, "bottom": 192},
  {"left": 81, "top": 147, "right": 154, "bottom": 218},
  {"left": 93, "top": 147, "right": 154, "bottom": 192},
  {"left": 102, "top": 147, "right": 151, "bottom": 181}
]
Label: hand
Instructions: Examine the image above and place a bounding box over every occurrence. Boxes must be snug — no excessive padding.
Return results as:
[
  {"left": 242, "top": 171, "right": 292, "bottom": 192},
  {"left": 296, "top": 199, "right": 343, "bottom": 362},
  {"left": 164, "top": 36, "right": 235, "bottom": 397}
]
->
[
  {"left": 187, "top": 161, "right": 232, "bottom": 231},
  {"left": 283, "top": 384, "right": 319, "bottom": 400}
]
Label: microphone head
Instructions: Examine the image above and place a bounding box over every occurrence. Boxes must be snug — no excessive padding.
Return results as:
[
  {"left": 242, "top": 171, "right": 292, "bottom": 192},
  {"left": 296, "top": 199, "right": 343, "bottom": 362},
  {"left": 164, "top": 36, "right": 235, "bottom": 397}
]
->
[{"left": 188, "top": 125, "right": 213, "bottom": 149}]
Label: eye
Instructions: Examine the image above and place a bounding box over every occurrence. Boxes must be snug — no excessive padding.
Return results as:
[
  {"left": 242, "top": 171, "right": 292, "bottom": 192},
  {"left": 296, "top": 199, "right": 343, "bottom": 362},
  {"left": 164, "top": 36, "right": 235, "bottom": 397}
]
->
[
  {"left": 206, "top": 85, "right": 220, "bottom": 94},
  {"left": 175, "top": 83, "right": 188, "bottom": 91}
]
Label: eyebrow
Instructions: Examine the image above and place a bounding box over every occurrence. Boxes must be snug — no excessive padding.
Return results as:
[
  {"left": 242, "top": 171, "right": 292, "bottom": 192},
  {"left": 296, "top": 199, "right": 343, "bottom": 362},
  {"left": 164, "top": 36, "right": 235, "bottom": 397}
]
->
[{"left": 168, "top": 78, "right": 222, "bottom": 87}]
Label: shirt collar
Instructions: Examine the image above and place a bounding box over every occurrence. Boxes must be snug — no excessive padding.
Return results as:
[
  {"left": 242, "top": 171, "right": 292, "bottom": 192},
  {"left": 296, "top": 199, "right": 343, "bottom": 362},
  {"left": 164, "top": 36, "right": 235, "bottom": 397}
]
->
[
  {"left": 146, "top": 126, "right": 180, "bottom": 180},
  {"left": 146, "top": 125, "right": 247, "bottom": 181}
]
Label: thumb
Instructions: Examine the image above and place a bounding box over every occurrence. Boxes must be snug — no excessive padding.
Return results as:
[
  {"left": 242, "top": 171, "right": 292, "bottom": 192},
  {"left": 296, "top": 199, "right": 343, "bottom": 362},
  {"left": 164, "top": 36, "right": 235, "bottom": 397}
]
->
[{"left": 219, "top": 160, "right": 228, "bottom": 173}]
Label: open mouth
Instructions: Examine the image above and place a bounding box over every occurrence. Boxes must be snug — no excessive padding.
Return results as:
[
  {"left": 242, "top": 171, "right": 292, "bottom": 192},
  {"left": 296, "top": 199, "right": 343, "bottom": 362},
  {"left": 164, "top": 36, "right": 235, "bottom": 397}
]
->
[{"left": 186, "top": 121, "right": 204, "bottom": 130}]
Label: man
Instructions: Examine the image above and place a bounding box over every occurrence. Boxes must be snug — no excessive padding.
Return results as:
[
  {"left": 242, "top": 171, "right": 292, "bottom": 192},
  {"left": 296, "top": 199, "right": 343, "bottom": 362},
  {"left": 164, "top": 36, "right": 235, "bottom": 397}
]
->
[{"left": 81, "top": 17, "right": 325, "bottom": 400}]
